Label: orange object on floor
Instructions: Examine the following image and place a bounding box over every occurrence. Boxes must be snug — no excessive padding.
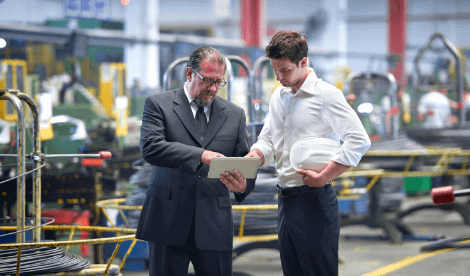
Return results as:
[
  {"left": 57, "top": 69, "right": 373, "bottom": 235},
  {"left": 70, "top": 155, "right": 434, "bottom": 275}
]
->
[{"left": 41, "top": 209, "right": 90, "bottom": 256}]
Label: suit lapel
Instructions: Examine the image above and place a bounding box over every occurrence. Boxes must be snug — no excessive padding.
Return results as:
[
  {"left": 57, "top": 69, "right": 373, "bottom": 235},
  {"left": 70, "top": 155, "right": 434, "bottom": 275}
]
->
[
  {"left": 173, "top": 87, "right": 202, "bottom": 145},
  {"left": 202, "top": 97, "right": 227, "bottom": 147}
]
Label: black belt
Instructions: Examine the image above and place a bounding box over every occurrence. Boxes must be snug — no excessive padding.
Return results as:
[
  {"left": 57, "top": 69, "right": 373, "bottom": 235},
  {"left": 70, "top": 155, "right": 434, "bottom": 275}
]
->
[{"left": 276, "top": 183, "right": 331, "bottom": 198}]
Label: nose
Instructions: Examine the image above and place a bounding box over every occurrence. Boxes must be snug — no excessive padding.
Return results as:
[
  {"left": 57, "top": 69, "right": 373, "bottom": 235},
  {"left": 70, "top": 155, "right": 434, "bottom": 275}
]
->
[{"left": 207, "top": 82, "right": 218, "bottom": 90}]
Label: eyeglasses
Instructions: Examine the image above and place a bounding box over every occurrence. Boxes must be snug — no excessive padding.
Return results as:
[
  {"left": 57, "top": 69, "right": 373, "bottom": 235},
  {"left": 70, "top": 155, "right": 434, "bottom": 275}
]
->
[{"left": 194, "top": 71, "right": 227, "bottom": 88}]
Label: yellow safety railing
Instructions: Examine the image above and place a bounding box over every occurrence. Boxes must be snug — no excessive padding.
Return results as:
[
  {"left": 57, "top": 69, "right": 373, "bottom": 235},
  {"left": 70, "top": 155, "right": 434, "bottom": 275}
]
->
[
  {"left": 364, "top": 148, "right": 470, "bottom": 178},
  {"left": 96, "top": 169, "right": 386, "bottom": 243},
  {"left": 96, "top": 148, "right": 470, "bottom": 246}
]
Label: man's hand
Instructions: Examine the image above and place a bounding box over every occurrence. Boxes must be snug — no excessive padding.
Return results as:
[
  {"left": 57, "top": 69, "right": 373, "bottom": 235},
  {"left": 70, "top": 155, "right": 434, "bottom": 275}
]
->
[
  {"left": 245, "top": 149, "right": 265, "bottom": 166},
  {"left": 296, "top": 169, "right": 327, "bottom": 187},
  {"left": 201, "top": 150, "right": 225, "bottom": 165},
  {"left": 219, "top": 170, "right": 247, "bottom": 193},
  {"left": 296, "top": 161, "right": 351, "bottom": 187}
]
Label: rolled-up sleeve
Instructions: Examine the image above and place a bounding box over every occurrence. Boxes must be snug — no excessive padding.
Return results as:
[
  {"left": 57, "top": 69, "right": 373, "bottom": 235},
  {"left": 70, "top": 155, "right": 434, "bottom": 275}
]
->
[
  {"left": 250, "top": 115, "right": 275, "bottom": 166},
  {"left": 322, "top": 89, "right": 371, "bottom": 167}
]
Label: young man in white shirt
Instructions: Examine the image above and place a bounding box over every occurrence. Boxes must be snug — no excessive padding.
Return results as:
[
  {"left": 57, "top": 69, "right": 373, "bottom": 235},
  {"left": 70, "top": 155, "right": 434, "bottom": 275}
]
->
[{"left": 246, "top": 30, "right": 371, "bottom": 276}]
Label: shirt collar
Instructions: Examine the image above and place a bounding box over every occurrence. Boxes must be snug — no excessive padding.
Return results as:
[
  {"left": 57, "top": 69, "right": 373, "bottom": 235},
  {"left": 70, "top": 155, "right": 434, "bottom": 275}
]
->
[
  {"left": 184, "top": 83, "right": 194, "bottom": 104},
  {"left": 280, "top": 68, "right": 318, "bottom": 95}
]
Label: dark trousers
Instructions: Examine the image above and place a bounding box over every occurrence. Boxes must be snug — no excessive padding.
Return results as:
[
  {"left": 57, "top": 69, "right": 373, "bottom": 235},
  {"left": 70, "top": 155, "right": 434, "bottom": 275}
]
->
[
  {"left": 148, "top": 217, "right": 232, "bottom": 276},
  {"left": 277, "top": 184, "right": 340, "bottom": 276}
]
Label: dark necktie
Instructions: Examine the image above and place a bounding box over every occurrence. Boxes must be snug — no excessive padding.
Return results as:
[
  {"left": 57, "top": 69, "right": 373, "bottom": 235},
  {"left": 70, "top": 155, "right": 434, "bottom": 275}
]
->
[{"left": 195, "top": 103, "right": 207, "bottom": 142}]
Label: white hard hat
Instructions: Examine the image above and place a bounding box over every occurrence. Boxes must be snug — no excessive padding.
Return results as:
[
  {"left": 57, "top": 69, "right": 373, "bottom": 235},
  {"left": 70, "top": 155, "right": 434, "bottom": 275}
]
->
[{"left": 290, "top": 137, "right": 341, "bottom": 172}]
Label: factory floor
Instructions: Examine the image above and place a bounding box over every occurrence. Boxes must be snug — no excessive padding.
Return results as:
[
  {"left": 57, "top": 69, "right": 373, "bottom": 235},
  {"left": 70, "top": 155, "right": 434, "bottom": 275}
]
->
[{"left": 120, "top": 196, "right": 470, "bottom": 276}]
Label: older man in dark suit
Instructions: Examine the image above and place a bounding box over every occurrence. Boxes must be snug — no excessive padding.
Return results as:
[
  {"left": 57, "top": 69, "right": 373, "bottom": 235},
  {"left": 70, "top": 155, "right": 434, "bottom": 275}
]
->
[{"left": 136, "top": 46, "right": 256, "bottom": 276}]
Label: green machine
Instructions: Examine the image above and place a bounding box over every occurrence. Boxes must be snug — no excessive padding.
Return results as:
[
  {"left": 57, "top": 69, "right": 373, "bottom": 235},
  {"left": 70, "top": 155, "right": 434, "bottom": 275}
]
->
[{"left": 344, "top": 71, "right": 399, "bottom": 141}]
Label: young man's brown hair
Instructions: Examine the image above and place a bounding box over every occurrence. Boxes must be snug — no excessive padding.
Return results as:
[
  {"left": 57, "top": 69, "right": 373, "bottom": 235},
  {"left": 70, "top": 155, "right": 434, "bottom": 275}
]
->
[{"left": 265, "top": 30, "right": 308, "bottom": 65}]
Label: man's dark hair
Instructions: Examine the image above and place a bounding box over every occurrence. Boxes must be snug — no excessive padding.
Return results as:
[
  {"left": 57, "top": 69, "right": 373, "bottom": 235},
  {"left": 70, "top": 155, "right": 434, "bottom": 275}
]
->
[
  {"left": 187, "top": 46, "right": 227, "bottom": 73},
  {"left": 266, "top": 30, "right": 308, "bottom": 65}
]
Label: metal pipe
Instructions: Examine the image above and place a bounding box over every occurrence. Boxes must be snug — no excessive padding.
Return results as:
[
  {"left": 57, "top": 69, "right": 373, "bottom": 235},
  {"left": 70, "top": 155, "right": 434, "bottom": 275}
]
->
[
  {"left": 224, "top": 57, "right": 234, "bottom": 103},
  {"left": 385, "top": 73, "right": 399, "bottom": 139},
  {"left": 14, "top": 91, "right": 42, "bottom": 243},
  {"left": 104, "top": 241, "right": 122, "bottom": 276},
  {"left": 0, "top": 89, "right": 26, "bottom": 243},
  {"left": 16, "top": 247, "right": 21, "bottom": 276},
  {"left": 0, "top": 154, "right": 23, "bottom": 157},
  {"left": 253, "top": 56, "right": 271, "bottom": 107},
  {"left": 0, "top": 233, "right": 136, "bottom": 249},
  {"left": 434, "top": 33, "right": 464, "bottom": 126},
  {"left": 252, "top": 56, "right": 271, "bottom": 145},
  {"left": 0, "top": 153, "right": 111, "bottom": 159},
  {"left": 162, "top": 57, "right": 189, "bottom": 91},
  {"left": 43, "top": 153, "right": 110, "bottom": 159},
  {"left": 0, "top": 153, "right": 104, "bottom": 158},
  {"left": 226, "top": 55, "right": 254, "bottom": 122},
  {"left": 120, "top": 239, "right": 138, "bottom": 270}
]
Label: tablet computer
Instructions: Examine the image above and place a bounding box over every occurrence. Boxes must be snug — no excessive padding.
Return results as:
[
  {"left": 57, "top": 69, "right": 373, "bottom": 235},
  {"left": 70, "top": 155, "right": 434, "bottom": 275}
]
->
[{"left": 207, "top": 157, "right": 260, "bottom": 179}]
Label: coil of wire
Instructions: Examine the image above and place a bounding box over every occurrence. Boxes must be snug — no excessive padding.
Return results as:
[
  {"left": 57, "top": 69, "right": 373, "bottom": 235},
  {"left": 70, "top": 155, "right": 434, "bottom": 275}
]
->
[{"left": 0, "top": 246, "right": 91, "bottom": 275}]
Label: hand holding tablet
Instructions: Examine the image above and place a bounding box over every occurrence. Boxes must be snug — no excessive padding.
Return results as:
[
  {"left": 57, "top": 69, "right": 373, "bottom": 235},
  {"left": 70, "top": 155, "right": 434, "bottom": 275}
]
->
[{"left": 207, "top": 157, "right": 260, "bottom": 179}]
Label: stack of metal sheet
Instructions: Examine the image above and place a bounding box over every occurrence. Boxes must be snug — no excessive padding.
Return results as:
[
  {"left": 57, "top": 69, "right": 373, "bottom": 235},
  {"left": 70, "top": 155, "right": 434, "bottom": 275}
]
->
[
  {"left": 368, "top": 132, "right": 427, "bottom": 151},
  {"left": 362, "top": 132, "right": 427, "bottom": 170},
  {"left": 406, "top": 127, "right": 470, "bottom": 150}
]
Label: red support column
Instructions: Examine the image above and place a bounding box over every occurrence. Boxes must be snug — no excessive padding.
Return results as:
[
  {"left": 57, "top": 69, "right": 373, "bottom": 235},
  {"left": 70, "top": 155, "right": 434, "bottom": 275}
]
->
[
  {"left": 388, "top": 0, "right": 407, "bottom": 87},
  {"left": 241, "top": 0, "right": 265, "bottom": 47}
]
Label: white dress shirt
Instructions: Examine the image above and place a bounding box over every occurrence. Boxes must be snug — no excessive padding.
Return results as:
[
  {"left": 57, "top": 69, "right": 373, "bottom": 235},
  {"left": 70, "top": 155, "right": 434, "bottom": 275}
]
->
[
  {"left": 184, "top": 83, "right": 211, "bottom": 122},
  {"left": 185, "top": 83, "right": 246, "bottom": 194},
  {"left": 251, "top": 69, "right": 371, "bottom": 188}
]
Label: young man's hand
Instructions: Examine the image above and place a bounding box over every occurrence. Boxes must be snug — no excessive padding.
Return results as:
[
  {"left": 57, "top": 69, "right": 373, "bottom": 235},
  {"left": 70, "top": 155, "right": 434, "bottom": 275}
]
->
[
  {"left": 296, "top": 169, "right": 328, "bottom": 187},
  {"left": 245, "top": 149, "right": 265, "bottom": 166},
  {"left": 219, "top": 170, "right": 247, "bottom": 193}
]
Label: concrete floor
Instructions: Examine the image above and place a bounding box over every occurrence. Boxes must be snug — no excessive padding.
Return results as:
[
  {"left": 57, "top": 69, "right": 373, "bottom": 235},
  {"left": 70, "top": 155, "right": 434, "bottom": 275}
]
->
[{"left": 119, "top": 196, "right": 470, "bottom": 276}]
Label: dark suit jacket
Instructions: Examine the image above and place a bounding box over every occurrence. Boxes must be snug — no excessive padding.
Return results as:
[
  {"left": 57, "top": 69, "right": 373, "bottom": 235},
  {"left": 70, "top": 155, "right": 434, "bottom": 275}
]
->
[{"left": 135, "top": 87, "right": 256, "bottom": 251}]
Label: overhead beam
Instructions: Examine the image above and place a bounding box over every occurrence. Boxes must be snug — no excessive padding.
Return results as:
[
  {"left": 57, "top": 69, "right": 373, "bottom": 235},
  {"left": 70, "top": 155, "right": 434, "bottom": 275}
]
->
[{"left": 0, "top": 23, "right": 247, "bottom": 48}]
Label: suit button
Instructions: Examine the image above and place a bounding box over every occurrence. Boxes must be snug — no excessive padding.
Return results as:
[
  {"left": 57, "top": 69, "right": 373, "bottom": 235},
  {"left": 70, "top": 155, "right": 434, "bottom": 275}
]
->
[{"left": 198, "top": 175, "right": 202, "bottom": 179}]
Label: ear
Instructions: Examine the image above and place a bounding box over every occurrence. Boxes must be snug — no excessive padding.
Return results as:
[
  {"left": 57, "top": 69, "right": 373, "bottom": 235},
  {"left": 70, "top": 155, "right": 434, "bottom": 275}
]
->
[
  {"left": 300, "top": 57, "right": 308, "bottom": 68},
  {"left": 186, "top": 67, "right": 193, "bottom": 82}
]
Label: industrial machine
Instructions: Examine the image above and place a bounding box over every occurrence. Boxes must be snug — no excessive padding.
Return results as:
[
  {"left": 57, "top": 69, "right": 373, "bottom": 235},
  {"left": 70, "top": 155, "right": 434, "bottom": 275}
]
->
[
  {"left": 0, "top": 56, "right": 142, "bottom": 221},
  {"left": 406, "top": 32, "right": 470, "bottom": 149}
]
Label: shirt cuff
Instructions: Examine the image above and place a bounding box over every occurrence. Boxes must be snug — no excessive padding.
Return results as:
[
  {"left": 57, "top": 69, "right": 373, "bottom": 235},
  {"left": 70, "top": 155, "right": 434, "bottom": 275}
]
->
[
  {"left": 250, "top": 143, "right": 274, "bottom": 167},
  {"left": 235, "top": 187, "right": 246, "bottom": 194},
  {"left": 250, "top": 143, "right": 270, "bottom": 157}
]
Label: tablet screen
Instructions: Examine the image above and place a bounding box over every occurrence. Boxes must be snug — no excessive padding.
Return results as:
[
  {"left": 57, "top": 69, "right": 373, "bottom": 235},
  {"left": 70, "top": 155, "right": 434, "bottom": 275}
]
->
[{"left": 207, "top": 157, "right": 260, "bottom": 179}]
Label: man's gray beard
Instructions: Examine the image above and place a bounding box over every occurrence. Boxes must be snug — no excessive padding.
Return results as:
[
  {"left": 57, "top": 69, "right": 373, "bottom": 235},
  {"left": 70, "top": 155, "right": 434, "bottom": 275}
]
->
[{"left": 194, "top": 97, "right": 212, "bottom": 107}]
